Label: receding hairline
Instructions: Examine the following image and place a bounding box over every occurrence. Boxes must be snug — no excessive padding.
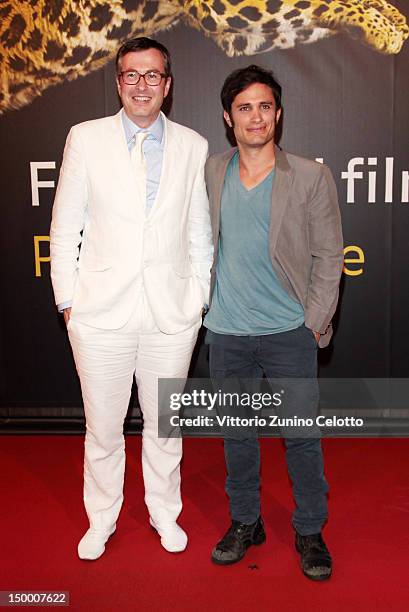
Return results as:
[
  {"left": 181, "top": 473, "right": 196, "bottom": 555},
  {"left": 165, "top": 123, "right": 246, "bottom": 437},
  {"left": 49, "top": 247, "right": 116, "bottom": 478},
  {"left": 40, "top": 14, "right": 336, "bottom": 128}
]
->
[
  {"left": 115, "top": 37, "right": 171, "bottom": 77},
  {"left": 117, "top": 48, "right": 169, "bottom": 73}
]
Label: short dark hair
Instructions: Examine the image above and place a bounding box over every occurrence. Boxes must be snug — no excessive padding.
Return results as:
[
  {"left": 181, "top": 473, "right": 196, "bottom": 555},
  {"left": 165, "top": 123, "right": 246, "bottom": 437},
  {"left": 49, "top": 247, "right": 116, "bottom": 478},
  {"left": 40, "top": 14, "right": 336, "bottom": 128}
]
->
[
  {"left": 116, "top": 37, "right": 171, "bottom": 77},
  {"left": 221, "top": 65, "right": 282, "bottom": 115}
]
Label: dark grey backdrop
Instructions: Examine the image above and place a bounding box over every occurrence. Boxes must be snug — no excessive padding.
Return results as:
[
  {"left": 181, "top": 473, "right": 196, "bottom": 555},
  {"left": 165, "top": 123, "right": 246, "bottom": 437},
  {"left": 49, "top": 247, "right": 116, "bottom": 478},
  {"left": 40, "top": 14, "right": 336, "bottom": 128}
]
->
[{"left": 0, "top": 7, "right": 408, "bottom": 431}]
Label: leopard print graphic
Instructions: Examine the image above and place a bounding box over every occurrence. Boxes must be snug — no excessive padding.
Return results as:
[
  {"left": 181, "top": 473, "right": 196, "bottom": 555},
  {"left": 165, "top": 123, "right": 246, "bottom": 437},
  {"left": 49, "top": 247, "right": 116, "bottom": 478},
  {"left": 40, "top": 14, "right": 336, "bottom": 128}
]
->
[{"left": 0, "top": 0, "right": 407, "bottom": 114}]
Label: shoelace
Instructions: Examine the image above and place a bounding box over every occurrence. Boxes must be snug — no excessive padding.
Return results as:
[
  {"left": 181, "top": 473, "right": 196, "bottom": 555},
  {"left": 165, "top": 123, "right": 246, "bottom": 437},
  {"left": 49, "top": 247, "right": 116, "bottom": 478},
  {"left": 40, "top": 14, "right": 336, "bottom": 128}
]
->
[
  {"left": 300, "top": 535, "right": 331, "bottom": 564},
  {"left": 218, "top": 523, "right": 251, "bottom": 551}
]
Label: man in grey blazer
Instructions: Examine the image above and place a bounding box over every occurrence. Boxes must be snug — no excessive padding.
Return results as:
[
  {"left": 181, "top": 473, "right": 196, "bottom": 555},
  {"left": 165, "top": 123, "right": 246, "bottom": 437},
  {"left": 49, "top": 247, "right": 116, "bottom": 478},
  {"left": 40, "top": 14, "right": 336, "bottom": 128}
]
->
[{"left": 204, "top": 65, "right": 343, "bottom": 580}]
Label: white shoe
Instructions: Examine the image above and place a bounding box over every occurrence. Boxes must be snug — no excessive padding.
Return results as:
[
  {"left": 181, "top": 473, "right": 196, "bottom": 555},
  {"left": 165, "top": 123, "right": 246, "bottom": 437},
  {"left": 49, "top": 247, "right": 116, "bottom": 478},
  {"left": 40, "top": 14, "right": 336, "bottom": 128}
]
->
[
  {"left": 149, "top": 518, "right": 188, "bottom": 553},
  {"left": 77, "top": 526, "right": 116, "bottom": 560}
]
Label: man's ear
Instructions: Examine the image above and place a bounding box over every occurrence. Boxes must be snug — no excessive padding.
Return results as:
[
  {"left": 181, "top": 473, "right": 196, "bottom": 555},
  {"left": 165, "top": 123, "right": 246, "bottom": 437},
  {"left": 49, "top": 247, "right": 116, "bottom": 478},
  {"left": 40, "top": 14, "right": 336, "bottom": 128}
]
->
[
  {"left": 164, "top": 76, "right": 172, "bottom": 98},
  {"left": 223, "top": 110, "right": 233, "bottom": 128},
  {"left": 275, "top": 107, "right": 282, "bottom": 124}
]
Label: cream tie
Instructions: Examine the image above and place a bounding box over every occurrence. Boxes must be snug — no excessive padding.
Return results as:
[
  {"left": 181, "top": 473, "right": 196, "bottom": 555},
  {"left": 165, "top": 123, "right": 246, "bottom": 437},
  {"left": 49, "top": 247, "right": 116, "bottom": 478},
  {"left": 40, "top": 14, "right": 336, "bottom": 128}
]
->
[{"left": 131, "top": 131, "right": 148, "bottom": 204}]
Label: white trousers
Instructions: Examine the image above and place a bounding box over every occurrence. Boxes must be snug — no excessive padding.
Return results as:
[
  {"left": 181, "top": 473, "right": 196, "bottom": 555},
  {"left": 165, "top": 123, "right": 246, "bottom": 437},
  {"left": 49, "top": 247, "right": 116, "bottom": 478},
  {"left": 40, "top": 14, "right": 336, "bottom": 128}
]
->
[{"left": 68, "top": 293, "right": 200, "bottom": 532}]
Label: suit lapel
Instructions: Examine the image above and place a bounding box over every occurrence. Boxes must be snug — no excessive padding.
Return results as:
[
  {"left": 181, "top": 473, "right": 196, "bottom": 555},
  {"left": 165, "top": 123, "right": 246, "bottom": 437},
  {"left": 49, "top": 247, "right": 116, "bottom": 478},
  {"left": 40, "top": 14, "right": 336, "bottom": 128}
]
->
[
  {"left": 112, "top": 109, "right": 132, "bottom": 163},
  {"left": 269, "top": 146, "right": 293, "bottom": 255},
  {"left": 211, "top": 149, "right": 236, "bottom": 248},
  {"left": 110, "top": 110, "right": 140, "bottom": 200},
  {"left": 148, "top": 113, "right": 179, "bottom": 220}
]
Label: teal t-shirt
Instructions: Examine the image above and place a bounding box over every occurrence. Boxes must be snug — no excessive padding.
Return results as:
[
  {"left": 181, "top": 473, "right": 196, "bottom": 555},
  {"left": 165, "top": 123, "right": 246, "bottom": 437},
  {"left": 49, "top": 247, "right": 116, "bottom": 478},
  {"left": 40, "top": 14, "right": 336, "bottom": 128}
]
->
[{"left": 204, "top": 152, "right": 304, "bottom": 335}]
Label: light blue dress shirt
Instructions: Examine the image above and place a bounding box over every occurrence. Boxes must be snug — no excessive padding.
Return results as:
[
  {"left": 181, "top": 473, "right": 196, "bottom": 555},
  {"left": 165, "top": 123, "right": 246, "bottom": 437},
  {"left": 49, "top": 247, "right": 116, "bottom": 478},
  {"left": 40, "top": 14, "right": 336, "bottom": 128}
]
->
[{"left": 58, "top": 110, "right": 165, "bottom": 312}]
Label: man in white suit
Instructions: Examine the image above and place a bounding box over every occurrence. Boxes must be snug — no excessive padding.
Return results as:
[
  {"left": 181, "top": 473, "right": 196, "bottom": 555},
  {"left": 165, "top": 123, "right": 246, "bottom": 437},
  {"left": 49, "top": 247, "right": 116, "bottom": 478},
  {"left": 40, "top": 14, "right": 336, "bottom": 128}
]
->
[{"left": 50, "top": 37, "right": 212, "bottom": 560}]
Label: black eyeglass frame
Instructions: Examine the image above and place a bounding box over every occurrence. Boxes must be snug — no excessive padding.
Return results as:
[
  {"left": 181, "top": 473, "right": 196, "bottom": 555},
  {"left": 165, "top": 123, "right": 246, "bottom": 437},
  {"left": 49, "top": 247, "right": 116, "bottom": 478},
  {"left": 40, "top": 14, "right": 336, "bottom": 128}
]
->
[{"left": 118, "top": 70, "right": 168, "bottom": 86}]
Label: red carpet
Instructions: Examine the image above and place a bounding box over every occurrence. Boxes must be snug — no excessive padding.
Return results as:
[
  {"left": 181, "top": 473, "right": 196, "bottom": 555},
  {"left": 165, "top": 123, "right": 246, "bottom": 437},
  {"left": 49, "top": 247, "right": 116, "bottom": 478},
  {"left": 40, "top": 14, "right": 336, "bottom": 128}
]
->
[{"left": 1, "top": 437, "right": 408, "bottom": 611}]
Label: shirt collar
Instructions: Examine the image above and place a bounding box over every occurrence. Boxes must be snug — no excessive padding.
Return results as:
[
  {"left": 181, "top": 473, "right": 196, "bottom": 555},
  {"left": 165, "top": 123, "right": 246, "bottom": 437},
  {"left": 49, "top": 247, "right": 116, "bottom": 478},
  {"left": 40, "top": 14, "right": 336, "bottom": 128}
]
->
[{"left": 121, "top": 109, "right": 164, "bottom": 147}]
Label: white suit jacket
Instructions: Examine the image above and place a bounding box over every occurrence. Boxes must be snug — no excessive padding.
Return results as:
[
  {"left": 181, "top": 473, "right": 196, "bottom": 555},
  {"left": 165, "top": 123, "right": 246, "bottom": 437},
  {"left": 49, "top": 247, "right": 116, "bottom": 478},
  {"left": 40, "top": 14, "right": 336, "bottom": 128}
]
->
[{"left": 50, "top": 110, "right": 213, "bottom": 333}]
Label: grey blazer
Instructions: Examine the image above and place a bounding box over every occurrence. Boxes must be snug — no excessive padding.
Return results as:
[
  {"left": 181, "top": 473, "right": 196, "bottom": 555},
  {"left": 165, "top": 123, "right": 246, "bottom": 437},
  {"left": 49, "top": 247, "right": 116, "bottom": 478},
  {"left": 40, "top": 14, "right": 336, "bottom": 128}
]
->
[{"left": 205, "top": 146, "right": 344, "bottom": 348}]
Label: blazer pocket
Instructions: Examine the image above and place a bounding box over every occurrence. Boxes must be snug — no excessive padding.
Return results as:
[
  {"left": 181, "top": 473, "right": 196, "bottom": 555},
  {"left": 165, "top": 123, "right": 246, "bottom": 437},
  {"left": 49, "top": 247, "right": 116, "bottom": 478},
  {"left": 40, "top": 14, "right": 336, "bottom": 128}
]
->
[
  {"left": 172, "top": 261, "right": 193, "bottom": 278},
  {"left": 79, "top": 256, "right": 112, "bottom": 272}
]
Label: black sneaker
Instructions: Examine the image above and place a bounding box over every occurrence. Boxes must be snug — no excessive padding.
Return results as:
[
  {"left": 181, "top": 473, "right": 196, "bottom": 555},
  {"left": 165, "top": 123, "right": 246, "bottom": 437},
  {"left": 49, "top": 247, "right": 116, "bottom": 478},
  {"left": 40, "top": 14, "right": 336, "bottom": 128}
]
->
[
  {"left": 295, "top": 532, "right": 332, "bottom": 581},
  {"left": 211, "top": 517, "right": 266, "bottom": 565}
]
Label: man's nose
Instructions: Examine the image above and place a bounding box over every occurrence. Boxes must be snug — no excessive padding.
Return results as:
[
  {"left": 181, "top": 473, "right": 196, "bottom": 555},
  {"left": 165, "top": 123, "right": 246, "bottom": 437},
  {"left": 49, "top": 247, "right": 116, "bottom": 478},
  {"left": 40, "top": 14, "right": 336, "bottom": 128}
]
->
[
  {"left": 136, "top": 75, "right": 148, "bottom": 90},
  {"left": 251, "top": 109, "right": 262, "bottom": 122}
]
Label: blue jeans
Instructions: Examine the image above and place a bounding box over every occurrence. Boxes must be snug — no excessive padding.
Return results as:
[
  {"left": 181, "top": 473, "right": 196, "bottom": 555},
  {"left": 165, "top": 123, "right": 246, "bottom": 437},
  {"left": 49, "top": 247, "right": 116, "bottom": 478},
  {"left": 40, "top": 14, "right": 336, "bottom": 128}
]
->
[{"left": 206, "top": 324, "right": 328, "bottom": 535}]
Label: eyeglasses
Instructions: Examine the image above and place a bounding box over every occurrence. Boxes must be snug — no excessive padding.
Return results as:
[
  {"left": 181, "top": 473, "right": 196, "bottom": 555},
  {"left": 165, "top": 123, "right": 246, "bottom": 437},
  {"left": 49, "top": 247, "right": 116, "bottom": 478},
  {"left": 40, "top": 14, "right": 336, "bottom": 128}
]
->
[{"left": 118, "top": 70, "right": 167, "bottom": 86}]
